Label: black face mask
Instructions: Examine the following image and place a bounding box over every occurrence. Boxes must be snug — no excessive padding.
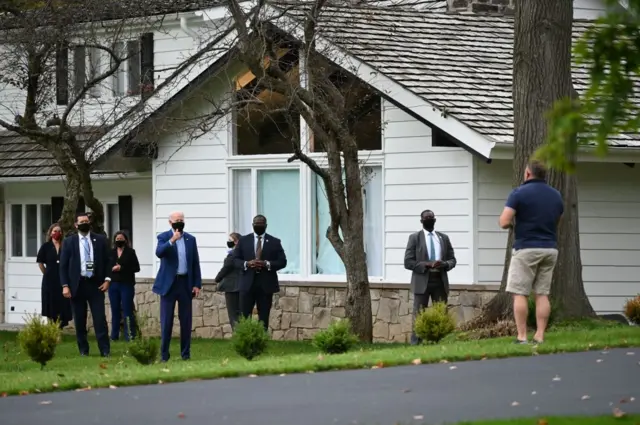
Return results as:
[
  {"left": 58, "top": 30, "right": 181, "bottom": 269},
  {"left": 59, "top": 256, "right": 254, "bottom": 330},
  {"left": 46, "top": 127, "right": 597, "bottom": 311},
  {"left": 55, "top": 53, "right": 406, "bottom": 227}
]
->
[
  {"left": 172, "top": 222, "right": 185, "bottom": 232},
  {"left": 421, "top": 219, "right": 436, "bottom": 232},
  {"left": 253, "top": 225, "right": 266, "bottom": 236},
  {"left": 77, "top": 223, "right": 91, "bottom": 233},
  {"left": 226, "top": 241, "right": 235, "bottom": 248},
  {"left": 115, "top": 240, "right": 126, "bottom": 248}
]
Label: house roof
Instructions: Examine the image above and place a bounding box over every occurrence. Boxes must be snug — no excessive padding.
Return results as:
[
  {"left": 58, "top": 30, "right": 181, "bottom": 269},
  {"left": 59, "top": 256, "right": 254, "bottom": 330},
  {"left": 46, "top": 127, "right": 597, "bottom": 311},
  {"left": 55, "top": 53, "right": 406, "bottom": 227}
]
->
[
  {"left": 0, "top": 127, "right": 128, "bottom": 178},
  {"left": 285, "top": 5, "right": 640, "bottom": 147}
]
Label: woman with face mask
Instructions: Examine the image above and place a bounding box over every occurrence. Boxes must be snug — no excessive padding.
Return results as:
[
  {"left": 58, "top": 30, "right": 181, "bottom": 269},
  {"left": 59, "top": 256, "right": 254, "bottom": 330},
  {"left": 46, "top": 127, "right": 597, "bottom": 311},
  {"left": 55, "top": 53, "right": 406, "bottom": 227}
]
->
[
  {"left": 37, "top": 223, "right": 72, "bottom": 329},
  {"left": 214, "top": 232, "right": 242, "bottom": 329},
  {"left": 107, "top": 231, "right": 140, "bottom": 341}
]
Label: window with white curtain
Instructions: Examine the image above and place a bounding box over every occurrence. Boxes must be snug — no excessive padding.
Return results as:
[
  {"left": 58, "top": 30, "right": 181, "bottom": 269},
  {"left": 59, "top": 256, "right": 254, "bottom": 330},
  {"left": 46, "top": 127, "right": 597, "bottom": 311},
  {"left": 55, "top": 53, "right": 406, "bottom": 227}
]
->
[
  {"left": 10, "top": 204, "right": 57, "bottom": 258},
  {"left": 231, "top": 168, "right": 301, "bottom": 275},
  {"left": 312, "top": 166, "right": 383, "bottom": 277}
]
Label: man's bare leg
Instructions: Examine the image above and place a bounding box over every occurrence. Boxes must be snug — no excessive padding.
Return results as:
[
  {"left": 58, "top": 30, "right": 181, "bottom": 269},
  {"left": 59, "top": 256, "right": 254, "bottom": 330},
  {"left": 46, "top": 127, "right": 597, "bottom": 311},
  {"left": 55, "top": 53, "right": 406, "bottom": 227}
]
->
[
  {"left": 533, "top": 294, "right": 551, "bottom": 342},
  {"left": 513, "top": 294, "right": 529, "bottom": 341}
]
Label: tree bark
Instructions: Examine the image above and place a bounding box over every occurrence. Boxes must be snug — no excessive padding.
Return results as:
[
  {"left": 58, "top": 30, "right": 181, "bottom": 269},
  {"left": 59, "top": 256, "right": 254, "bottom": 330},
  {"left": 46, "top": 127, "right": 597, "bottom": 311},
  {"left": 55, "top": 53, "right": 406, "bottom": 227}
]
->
[
  {"left": 80, "top": 167, "right": 106, "bottom": 236},
  {"left": 475, "top": 0, "right": 595, "bottom": 326},
  {"left": 59, "top": 175, "right": 81, "bottom": 234}
]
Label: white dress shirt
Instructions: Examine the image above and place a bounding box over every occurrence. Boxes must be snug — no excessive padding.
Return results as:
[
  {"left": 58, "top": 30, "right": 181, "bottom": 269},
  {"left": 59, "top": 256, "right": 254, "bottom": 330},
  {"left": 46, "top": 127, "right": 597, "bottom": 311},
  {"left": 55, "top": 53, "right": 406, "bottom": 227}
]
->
[
  {"left": 423, "top": 229, "right": 442, "bottom": 262},
  {"left": 79, "top": 232, "right": 94, "bottom": 277}
]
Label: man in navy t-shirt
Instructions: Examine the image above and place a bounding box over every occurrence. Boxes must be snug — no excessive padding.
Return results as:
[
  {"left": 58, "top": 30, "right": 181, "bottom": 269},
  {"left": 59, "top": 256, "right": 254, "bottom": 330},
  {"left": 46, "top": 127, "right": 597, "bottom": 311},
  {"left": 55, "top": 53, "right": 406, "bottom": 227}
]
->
[{"left": 499, "top": 159, "right": 564, "bottom": 345}]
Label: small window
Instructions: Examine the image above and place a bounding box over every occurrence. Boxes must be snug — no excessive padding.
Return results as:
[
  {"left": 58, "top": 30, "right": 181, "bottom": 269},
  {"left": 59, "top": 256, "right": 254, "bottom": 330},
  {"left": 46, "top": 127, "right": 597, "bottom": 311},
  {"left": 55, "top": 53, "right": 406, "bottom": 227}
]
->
[
  {"left": 40, "top": 204, "right": 53, "bottom": 243},
  {"left": 107, "top": 203, "right": 120, "bottom": 239},
  {"left": 25, "top": 204, "right": 38, "bottom": 257},
  {"left": 112, "top": 40, "right": 141, "bottom": 97},
  {"left": 11, "top": 205, "right": 23, "bottom": 257}
]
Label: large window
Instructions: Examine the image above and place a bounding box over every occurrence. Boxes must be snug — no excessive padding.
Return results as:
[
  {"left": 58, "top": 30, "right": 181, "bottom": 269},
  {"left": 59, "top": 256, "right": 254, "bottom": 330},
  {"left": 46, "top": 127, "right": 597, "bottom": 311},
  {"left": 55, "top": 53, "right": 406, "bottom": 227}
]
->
[
  {"left": 312, "top": 166, "right": 383, "bottom": 277},
  {"left": 10, "top": 204, "right": 54, "bottom": 258},
  {"left": 232, "top": 168, "right": 301, "bottom": 275}
]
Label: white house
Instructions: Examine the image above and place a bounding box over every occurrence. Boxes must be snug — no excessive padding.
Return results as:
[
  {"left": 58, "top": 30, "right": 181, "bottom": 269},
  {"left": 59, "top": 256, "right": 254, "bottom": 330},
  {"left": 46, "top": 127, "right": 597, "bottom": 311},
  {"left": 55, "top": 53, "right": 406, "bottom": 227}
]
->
[{"left": 1, "top": 0, "right": 638, "bottom": 341}]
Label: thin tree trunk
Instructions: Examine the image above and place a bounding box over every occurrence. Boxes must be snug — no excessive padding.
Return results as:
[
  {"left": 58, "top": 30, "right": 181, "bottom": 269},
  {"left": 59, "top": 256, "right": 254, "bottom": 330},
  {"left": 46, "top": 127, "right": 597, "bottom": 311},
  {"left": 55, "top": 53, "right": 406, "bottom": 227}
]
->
[
  {"left": 59, "top": 175, "right": 81, "bottom": 234},
  {"left": 342, "top": 232, "right": 373, "bottom": 343},
  {"left": 81, "top": 170, "right": 106, "bottom": 236},
  {"left": 473, "top": 0, "right": 594, "bottom": 326}
]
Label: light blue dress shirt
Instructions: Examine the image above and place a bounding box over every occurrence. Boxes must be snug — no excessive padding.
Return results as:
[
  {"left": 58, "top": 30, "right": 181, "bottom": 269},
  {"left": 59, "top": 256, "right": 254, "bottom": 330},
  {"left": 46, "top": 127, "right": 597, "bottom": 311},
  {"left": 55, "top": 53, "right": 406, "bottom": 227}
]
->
[{"left": 175, "top": 234, "right": 187, "bottom": 275}]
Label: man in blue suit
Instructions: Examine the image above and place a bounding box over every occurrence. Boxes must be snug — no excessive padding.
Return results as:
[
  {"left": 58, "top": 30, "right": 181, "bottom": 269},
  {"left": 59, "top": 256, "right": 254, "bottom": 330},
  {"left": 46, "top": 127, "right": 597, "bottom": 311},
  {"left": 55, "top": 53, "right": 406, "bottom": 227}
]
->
[
  {"left": 60, "top": 212, "right": 111, "bottom": 357},
  {"left": 154, "top": 211, "right": 202, "bottom": 362}
]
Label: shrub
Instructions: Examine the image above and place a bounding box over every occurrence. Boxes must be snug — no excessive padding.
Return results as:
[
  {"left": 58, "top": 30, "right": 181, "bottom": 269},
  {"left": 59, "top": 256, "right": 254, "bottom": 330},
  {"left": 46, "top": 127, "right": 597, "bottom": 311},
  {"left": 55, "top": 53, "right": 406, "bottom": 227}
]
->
[
  {"left": 624, "top": 295, "right": 640, "bottom": 325},
  {"left": 414, "top": 302, "right": 456, "bottom": 343},
  {"left": 17, "top": 315, "right": 61, "bottom": 369},
  {"left": 527, "top": 296, "right": 558, "bottom": 329},
  {"left": 127, "top": 314, "right": 159, "bottom": 365},
  {"left": 313, "top": 319, "right": 358, "bottom": 354},
  {"left": 232, "top": 317, "right": 270, "bottom": 360}
]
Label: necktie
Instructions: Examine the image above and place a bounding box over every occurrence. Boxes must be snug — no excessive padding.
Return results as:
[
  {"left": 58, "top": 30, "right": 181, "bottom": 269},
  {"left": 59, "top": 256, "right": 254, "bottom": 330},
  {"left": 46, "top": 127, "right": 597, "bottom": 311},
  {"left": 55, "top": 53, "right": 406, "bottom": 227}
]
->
[
  {"left": 428, "top": 233, "right": 436, "bottom": 262},
  {"left": 83, "top": 237, "right": 93, "bottom": 278},
  {"left": 255, "top": 235, "right": 263, "bottom": 260}
]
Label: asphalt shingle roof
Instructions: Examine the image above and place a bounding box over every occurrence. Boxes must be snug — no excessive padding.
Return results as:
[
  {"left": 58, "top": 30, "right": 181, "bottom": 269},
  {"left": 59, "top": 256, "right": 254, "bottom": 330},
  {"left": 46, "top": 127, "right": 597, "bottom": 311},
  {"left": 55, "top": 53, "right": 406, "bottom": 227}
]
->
[{"left": 285, "top": 6, "right": 640, "bottom": 147}]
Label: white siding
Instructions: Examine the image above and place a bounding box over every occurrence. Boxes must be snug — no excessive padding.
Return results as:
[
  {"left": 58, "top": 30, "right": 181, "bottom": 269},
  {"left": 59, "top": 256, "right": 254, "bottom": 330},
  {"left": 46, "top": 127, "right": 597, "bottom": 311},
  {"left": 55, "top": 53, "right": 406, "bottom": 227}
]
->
[
  {"left": 383, "top": 102, "right": 474, "bottom": 284},
  {"left": 4, "top": 177, "right": 153, "bottom": 324},
  {"left": 0, "top": 19, "right": 201, "bottom": 127},
  {"left": 152, "top": 79, "right": 230, "bottom": 280},
  {"left": 476, "top": 159, "right": 640, "bottom": 314},
  {"left": 574, "top": 0, "right": 610, "bottom": 19}
]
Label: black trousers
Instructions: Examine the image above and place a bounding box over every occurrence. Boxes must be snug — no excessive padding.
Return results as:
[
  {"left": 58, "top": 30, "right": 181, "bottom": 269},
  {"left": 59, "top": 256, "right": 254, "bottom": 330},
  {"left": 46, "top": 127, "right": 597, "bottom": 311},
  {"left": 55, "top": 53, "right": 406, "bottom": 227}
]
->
[
  {"left": 239, "top": 281, "right": 273, "bottom": 331},
  {"left": 224, "top": 292, "right": 241, "bottom": 329},
  {"left": 71, "top": 277, "right": 110, "bottom": 356},
  {"left": 410, "top": 272, "right": 448, "bottom": 345}
]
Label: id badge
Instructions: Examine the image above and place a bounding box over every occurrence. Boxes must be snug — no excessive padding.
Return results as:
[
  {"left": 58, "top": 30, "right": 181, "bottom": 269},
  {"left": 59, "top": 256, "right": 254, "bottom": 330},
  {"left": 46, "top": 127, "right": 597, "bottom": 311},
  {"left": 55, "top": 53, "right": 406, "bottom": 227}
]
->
[{"left": 86, "top": 261, "right": 95, "bottom": 272}]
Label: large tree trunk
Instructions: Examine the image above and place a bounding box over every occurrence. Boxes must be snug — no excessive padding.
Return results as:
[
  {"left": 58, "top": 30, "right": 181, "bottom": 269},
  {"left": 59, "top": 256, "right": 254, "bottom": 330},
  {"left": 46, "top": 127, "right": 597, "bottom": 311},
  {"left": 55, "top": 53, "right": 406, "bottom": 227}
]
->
[
  {"left": 59, "top": 175, "right": 81, "bottom": 234},
  {"left": 342, "top": 230, "right": 373, "bottom": 343},
  {"left": 475, "top": 0, "right": 595, "bottom": 325}
]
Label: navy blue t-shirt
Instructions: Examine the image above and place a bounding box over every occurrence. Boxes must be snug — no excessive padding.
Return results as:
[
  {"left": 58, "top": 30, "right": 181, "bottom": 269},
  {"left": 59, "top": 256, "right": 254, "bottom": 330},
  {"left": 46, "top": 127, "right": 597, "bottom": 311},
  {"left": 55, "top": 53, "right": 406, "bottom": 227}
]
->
[{"left": 505, "top": 179, "right": 564, "bottom": 250}]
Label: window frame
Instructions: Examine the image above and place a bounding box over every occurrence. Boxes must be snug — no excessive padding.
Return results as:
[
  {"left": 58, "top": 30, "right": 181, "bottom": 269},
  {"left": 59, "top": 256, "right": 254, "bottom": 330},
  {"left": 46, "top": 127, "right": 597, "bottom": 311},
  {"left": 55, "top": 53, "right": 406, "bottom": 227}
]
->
[
  {"left": 8, "top": 203, "right": 57, "bottom": 259},
  {"left": 226, "top": 153, "right": 385, "bottom": 282},
  {"left": 111, "top": 39, "right": 142, "bottom": 97}
]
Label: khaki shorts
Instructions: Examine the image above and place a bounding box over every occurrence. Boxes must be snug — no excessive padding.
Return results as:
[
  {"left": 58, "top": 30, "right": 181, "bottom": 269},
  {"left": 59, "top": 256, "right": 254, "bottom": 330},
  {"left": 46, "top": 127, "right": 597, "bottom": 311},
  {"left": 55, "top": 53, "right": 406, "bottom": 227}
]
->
[{"left": 506, "top": 248, "right": 559, "bottom": 296}]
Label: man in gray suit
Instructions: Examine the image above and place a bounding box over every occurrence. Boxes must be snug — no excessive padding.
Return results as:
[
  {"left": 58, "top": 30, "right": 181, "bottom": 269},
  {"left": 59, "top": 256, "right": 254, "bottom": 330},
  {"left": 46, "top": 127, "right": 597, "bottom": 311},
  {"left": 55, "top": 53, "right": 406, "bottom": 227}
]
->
[{"left": 404, "top": 209, "right": 457, "bottom": 344}]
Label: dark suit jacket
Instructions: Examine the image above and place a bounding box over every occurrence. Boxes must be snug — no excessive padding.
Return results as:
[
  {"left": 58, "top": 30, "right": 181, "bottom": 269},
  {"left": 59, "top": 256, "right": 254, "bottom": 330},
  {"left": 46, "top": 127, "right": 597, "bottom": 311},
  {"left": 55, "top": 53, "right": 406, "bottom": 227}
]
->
[
  {"left": 215, "top": 254, "right": 240, "bottom": 293},
  {"left": 233, "top": 233, "right": 287, "bottom": 294},
  {"left": 153, "top": 230, "right": 202, "bottom": 296},
  {"left": 108, "top": 246, "right": 140, "bottom": 284},
  {"left": 403, "top": 230, "right": 457, "bottom": 295},
  {"left": 59, "top": 233, "right": 111, "bottom": 297}
]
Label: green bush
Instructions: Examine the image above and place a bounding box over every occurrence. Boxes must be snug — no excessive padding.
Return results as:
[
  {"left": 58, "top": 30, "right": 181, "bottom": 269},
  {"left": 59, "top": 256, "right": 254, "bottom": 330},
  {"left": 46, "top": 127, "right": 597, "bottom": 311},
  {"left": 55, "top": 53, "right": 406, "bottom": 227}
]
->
[
  {"left": 232, "top": 317, "right": 269, "bottom": 360},
  {"left": 527, "top": 296, "right": 558, "bottom": 328},
  {"left": 414, "top": 302, "right": 456, "bottom": 343},
  {"left": 313, "top": 319, "right": 358, "bottom": 354},
  {"left": 17, "top": 315, "right": 61, "bottom": 369},
  {"left": 127, "top": 314, "right": 159, "bottom": 365},
  {"left": 624, "top": 295, "right": 640, "bottom": 325}
]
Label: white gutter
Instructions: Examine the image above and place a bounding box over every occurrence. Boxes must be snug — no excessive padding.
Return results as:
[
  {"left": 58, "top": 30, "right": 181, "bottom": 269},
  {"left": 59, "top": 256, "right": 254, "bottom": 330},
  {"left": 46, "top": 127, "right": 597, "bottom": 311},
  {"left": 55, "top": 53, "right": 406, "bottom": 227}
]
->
[{"left": 180, "top": 16, "right": 199, "bottom": 39}]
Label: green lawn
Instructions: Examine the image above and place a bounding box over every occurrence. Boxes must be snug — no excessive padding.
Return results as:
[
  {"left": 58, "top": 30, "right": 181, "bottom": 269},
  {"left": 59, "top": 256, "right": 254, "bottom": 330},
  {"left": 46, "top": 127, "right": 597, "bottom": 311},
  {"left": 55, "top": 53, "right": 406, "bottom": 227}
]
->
[
  {"left": 1, "top": 323, "right": 639, "bottom": 396},
  {"left": 455, "top": 415, "right": 639, "bottom": 425}
]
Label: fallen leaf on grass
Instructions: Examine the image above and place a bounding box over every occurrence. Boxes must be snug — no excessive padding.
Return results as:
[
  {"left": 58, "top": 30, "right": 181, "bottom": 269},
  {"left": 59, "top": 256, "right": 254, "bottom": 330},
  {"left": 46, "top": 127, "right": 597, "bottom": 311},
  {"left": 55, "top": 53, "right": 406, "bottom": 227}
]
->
[
  {"left": 279, "top": 373, "right": 286, "bottom": 377},
  {"left": 52, "top": 383, "right": 59, "bottom": 388},
  {"left": 177, "top": 412, "right": 186, "bottom": 419},
  {"left": 511, "top": 401, "right": 520, "bottom": 406},
  {"left": 161, "top": 368, "right": 170, "bottom": 373},
  {"left": 157, "top": 380, "right": 164, "bottom": 385},
  {"left": 306, "top": 370, "right": 315, "bottom": 374},
  {"left": 613, "top": 407, "right": 626, "bottom": 418},
  {"left": 439, "top": 360, "right": 449, "bottom": 364},
  {"left": 413, "top": 415, "right": 424, "bottom": 420},
  {"left": 317, "top": 355, "right": 324, "bottom": 361},
  {"left": 376, "top": 361, "right": 385, "bottom": 368},
  {"left": 538, "top": 419, "right": 549, "bottom": 425},
  {"left": 19, "top": 391, "right": 29, "bottom": 396},
  {"left": 75, "top": 387, "right": 91, "bottom": 392},
  {"left": 582, "top": 395, "right": 591, "bottom": 400},
  {"left": 248, "top": 374, "right": 258, "bottom": 378},
  {"left": 99, "top": 363, "right": 107, "bottom": 369},
  {"left": 552, "top": 375, "right": 561, "bottom": 382},
  {"left": 39, "top": 401, "right": 52, "bottom": 405},
  {"left": 1, "top": 393, "right": 7, "bottom": 398},
  {"left": 411, "top": 358, "right": 421, "bottom": 365},
  {"left": 109, "top": 385, "right": 117, "bottom": 389}
]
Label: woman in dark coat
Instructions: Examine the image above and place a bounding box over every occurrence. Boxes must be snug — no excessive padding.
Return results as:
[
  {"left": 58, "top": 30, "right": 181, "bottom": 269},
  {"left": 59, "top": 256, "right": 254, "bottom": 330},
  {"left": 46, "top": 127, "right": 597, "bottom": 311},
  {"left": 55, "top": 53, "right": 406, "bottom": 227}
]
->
[
  {"left": 214, "top": 232, "right": 242, "bottom": 329},
  {"left": 108, "top": 230, "right": 140, "bottom": 341},
  {"left": 37, "top": 223, "right": 72, "bottom": 328}
]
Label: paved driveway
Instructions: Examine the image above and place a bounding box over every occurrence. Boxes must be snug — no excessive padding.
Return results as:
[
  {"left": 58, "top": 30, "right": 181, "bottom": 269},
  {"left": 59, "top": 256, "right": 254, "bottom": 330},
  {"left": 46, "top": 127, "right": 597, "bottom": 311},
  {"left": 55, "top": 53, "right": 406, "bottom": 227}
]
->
[{"left": 1, "top": 348, "right": 638, "bottom": 425}]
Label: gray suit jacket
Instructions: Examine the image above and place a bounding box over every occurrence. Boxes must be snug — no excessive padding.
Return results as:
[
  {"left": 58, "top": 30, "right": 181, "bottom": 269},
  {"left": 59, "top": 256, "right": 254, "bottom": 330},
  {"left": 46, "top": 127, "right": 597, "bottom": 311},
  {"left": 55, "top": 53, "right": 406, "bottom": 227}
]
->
[{"left": 404, "top": 230, "right": 457, "bottom": 295}]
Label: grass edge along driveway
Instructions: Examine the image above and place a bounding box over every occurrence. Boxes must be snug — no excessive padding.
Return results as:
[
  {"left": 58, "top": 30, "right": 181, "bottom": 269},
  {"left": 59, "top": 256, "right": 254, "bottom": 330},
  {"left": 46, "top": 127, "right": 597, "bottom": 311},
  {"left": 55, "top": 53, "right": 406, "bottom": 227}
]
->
[
  {"left": 454, "top": 414, "right": 640, "bottom": 425},
  {"left": 1, "top": 326, "right": 639, "bottom": 396}
]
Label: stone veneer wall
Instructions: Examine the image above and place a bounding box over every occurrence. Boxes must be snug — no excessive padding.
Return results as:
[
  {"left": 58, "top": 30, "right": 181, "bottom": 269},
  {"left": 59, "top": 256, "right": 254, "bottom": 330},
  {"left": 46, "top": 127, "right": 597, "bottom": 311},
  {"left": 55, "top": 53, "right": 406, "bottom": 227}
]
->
[
  {"left": 99, "top": 280, "right": 499, "bottom": 343},
  {"left": 0, "top": 185, "right": 5, "bottom": 324}
]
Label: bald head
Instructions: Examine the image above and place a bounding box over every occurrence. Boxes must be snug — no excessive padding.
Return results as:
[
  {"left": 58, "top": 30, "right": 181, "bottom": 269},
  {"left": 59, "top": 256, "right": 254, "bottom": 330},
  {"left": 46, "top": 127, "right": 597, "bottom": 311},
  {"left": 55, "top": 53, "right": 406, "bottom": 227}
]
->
[{"left": 169, "top": 211, "right": 185, "bottom": 232}]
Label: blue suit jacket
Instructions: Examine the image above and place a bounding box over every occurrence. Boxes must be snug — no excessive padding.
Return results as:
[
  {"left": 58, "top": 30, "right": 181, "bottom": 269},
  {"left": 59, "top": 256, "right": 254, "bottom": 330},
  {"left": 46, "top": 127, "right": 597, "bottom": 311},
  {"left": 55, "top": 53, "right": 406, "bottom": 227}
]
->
[
  {"left": 59, "top": 233, "right": 110, "bottom": 297},
  {"left": 153, "top": 230, "right": 202, "bottom": 296}
]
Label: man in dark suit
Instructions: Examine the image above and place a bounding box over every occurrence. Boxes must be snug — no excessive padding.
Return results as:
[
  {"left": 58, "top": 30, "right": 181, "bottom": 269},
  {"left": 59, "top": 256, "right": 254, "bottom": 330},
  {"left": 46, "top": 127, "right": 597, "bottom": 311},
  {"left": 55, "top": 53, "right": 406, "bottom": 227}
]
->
[
  {"left": 153, "top": 211, "right": 202, "bottom": 362},
  {"left": 233, "top": 214, "right": 287, "bottom": 331},
  {"left": 60, "top": 212, "right": 112, "bottom": 356},
  {"left": 404, "top": 209, "right": 457, "bottom": 345}
]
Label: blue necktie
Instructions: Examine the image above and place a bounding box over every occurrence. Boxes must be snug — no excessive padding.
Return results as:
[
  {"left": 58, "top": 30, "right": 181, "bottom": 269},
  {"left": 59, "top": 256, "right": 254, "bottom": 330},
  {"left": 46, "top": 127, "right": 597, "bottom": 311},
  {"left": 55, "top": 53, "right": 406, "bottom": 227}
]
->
[
  {"left": 428, "top": 233, "right": 436, "bottom": 262},
  {"left": 82, "top": 237, "right": 93, "bottom": 278}
]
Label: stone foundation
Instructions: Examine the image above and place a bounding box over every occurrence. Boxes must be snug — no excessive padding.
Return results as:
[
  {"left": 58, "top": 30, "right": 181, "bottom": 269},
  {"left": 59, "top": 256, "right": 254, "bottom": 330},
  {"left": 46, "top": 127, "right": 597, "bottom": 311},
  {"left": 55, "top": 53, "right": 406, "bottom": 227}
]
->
[{"left": 99, "top": 281, "right": 498, "bottom": 343}]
